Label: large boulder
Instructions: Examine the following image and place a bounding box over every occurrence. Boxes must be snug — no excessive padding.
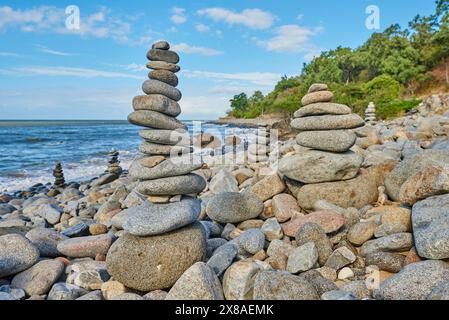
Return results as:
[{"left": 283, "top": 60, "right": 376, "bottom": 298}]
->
[
  {"left": 0, "top": 234, "right": 40, "bottom": 278},
  {"left": 106, "top": 222, "right": 206, "bottom": 291},
  {"left": 375, "top": 260, "right": 449, "bottom": 300},
  {"left": 412, "top": 194, "right": 449, "bottom": 259},
  {"left": 385, "top": 150, "right": 449, "bottom": 201}
]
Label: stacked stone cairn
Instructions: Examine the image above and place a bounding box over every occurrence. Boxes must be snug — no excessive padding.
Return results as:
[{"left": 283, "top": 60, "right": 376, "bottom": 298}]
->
[
  {"left": 106, "top": 41, "right": 207, "bottom": 292},
  {"left": 53, "top": 162, "right": 65, "bottom": 188},
  {"left": 107, "top": 149, "right": 122, "bottom": 176},
  {"left": 365, "top": 102, "right": 377, "bottom": 124},
  {"left": 248, "top": 125, "right": 271, "bottom": 163},
  {"left": 279, "top": 83, "right": 365, "bottom": 190}
]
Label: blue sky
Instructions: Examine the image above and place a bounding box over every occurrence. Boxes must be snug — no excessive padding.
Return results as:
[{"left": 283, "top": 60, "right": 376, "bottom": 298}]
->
[{"left": 0, "top": 0, "right": 436, "bottom": 120}]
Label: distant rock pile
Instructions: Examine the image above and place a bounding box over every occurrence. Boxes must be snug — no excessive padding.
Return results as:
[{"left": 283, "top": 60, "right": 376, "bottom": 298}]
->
[
  {"left": 52, "top": 162, "right": 65, "bottom": 188},
  {"left": 248, "top": 126, "right": 271, "bottom": 163},
  {"left": 106, "top": 40, "right": 207, "bottom": 292},
  {"left": 107, "top": 149, "right": 122, "bottom": 176},
  {"left": 365, "top": 102, "right": 377, "bottom": 124}
]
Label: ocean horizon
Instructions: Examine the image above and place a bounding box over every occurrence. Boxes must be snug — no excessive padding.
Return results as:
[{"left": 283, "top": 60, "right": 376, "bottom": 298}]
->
[{"left": 0, "top": 119, "right": 255, "bottom": 193}]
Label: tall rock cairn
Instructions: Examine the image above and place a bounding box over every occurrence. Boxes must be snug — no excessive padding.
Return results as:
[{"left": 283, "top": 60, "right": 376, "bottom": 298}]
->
[
  {"left": 107, "top": 149, "right": 122, "bottom": 176},
  {"left": 365, "top": 102, "right": 377, "bottom": 124},
  {"left": 105, "top": 41, "right": 207, "bottom": 293},
  {"left": 279, "top": 83, "right": 365, "bottom": 187},
  {"left": 52, "top": 162, "right": 65, "bottom": 188},
  {"left": 127, "top": 40, "right": 206, "bottom": 201}
]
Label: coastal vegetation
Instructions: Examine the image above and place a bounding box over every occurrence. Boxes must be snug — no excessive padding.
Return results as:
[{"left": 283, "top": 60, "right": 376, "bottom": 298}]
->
[{"left": 227, "top": 0, "right": 449, "bottom": 120}]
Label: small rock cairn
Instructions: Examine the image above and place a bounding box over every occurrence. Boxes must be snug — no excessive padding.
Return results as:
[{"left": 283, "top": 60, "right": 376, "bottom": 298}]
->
[
  {"left": 107, "top": 149, "right": 122, "bottom": 176},
  {"left": 52, "top": 162, "right": 65, "bottom": 188},
  {"left": 279, "top": 83, "right": 365, "bottom": 186},
  {"left": 365, "top": 102, "right": 377, "bottom": 124},
  {"left": 106, "top": 41, "right": 207, "bottom": 292},
  {"left": 248, "top": 126, "right": 271, "bottom": 163}
]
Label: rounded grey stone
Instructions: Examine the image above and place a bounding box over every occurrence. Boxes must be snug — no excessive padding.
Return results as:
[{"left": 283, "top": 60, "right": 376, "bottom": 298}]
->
[
  {"left": 129, "top": 158, "right": 202, "bottom": 180},
  {"left": 47, "top": 283, "right": 86, "bottom": 300},
  {"left": 25, "top": 228, "right": 68, "bottom": 257},
  {"left": 152, "top": 41, "right": 170, "bottom": 50},
  {"left": 106, "top": 222, "right": 206, "bottom": 291},
  {"left": 123, "top": 198, "right": 201, "bottom": 236},
  {"left": 278, "top": 150, "right": 363, "bottom": 184},
  {"left": 295, "top": 223, "right": 333, "bottom": 266},
  {"left": 294, "top": 103, "right": 351, "bottom": 118},
  {"left": 230, "top": 229, "right": 265, "bottom": 255},
  {"left": 136, "top": 174, "right": 206, "bottom": 196},
  {"left": 139, "top": 141, "right": 193, "bottom": 156},
  {"left": 364, "top": 252, "right": 405, "bottom": 273},
  {"left": 147, "top": 49, "right": 180, "bottom": 64},
  {"left": 287, "top": 242, "right": 319, "bottom": 273},
  {"left": 291, "top": 114, "right": 365, "bottom": 131},
  {"left": 296, "top": 130, "right": 356, "bottom": 152},
  {"left": 132, "top": 95, "right": 181, "bottom": 117},
  {"left": 149, "top": 70, "right": 178, "bottom": 87},
  {"left": 147, "top": 61, "right": 180, "bottom": 73},
  {"left": 139, "top": 129, "right": 189, "bottom": 145},
  {"left": 128, "top": 110, "right": 186, "bottom": 130},
  {"left": 308, "top": 83, "right": 328, "bottom": 93},
  {"left": 142, "top": 79, "right": 182, "bottom": 101},
  {"left": 0, "top": 234, "right": 40, "bottom": 278},
  {"left": 206, "top": 192, "right": 264, "bottom": 224},
  {"left": 360, "top": 233, "right": 413, "bottom": 256}
]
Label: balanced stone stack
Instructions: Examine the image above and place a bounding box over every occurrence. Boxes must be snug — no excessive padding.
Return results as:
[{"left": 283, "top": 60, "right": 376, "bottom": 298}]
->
[
  {"left": 248, "top": 126, "right": 271, "bottom": 163},
  {"left": 106, "top": 41, "right": 207, "bottom": 293},
  {"left": 107, "top": 149, "right": 122, "bottom": 176},
  {"left": 53, "top": 162, "right": 65, "bottom": 188},
  {"left": 279, "top": 83, "right": 365, "bottom": 191},
  {"left": 365, "top": 102, "right": 377, "bottom": 124},
  {"left": 127, "top": 40, "right": 206, "bottom": 200}
]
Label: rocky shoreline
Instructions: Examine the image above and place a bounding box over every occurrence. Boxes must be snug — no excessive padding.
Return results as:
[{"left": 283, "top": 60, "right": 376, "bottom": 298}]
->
[{"left": 1, "top": 41, "right": 449, "bottom": 300}]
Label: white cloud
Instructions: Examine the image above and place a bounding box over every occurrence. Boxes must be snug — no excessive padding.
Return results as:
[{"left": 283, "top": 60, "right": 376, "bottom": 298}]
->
[
  {"left": 0, "top": 66, "right": 142, "bottom": 79},
  {"left": 195, "top": 23, "right": 210, "bottom": 32},
  {"left": 0, "top": 51, "right": 22, "bottom": 57},
  {"left": 197, "top": 7, "right": 275, "bottom": 30},
  {"left": 0, "top": 5, "right": 151, "bottom": 46},
  {"left": 255, "top": 24, "right": 323, "bottom": 54},
  {"left": 167, "top": 26, "right": 178, "bottom": 33},
  {"left": 296, "top": 14, "right": 304, "bottom": 21},
  {"left": 172, "top": 43, "right": 223, "bottom": 56},
  {"left": 170, "top": 7, "right": 187, "bottom": 24},
  {"left": 180, "top": 96, "right": 230, "bottom": 119},
  {"left": 182, "top": 70, "right": 282, "bottom": 87},
  {"left": 36, "top": 45, "right": 77, "bottom": 56}
]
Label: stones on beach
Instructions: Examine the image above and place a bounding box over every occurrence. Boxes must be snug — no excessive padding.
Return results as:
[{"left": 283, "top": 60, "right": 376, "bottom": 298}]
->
[
  {"left": 128, "top": 110, "right": 186, "bottom": 130},
  {"left": 142, "top": 80, "right": 182, "bottom": 101},
  {"left": 206, "top": 192, "right": 264, "bottom": 223},
  {"left": 133, "top": 94, "right": 181, "bottom": 117},
  {"left": 107, "top": 149, "right": 122, "bottom": 176},
  {"left": 295, "top": 130, "right": 356, "bottom": 152},
  {"left": 57, "top": 234, "right": 113, "bottom": 258},
  {"left": 147, "top": 48, "right": 180, "bottom": 64},
  {"left": 135, "top": 174, "right": 206, "bottom": 196},
  {"left": 291, "top": 114, "right": 365, "bottom": 131}
]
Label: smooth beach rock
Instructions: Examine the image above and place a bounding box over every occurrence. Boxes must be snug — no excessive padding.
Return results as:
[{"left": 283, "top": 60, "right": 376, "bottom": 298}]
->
[
  {"left": 25, "top": 228, "right": 68, "bottom": 257},
  {"left": 360, "top": 233, "right": 413, "bottom": 256},
  {"left": 294, "top": 103, "right": 351, "bottom": 118},
  {"left": 222, "top": 260, "right": 265, "bottom": 300},
  {"left": 427, "top": 281, "right": 449, "bottom": 300},
  {"left": 412, "top": 194, "right": 449, "bottom": 259},
  {"left": 47, "top": 283, "right": 86, "bottom": 300},
  {"left": 139, "top": 141, "right": 193, "bottom": 155},
  {"left": 291, "top": 114, "right": 365, "bottom": 131},
  {"left": 347, "top": 221, "right": 377, "bottom": 246},
  {"left": 147, "top": 61, "right": 180, "bottom": 73},
  {"left": 209, "top": 170, "right": 239, "bottom": 194},
  {"left": 129, "top": 157, "right": 202, "bottom": 180},
  {"left": 147, "top": 48, "right": 180, "bottom": 64},
  {"left": 135, "top": 174, "right": 206, "bottom": 196},
  {"left": 206, "top": 192, "right": 264, "bottom": 224},
  {"left": 11, "top": 259, "right": 64, "bottom": 296},
  {"left": 287, "top": 242, "right": 319, "bottom": 274},
  {"left": 106, "top": 222, "right": 206, "bottom": 291},
  {"left": 250, "top": 173, "right": 286, "bottom": 202},
  {"left": 282, "top": 211, "right": 345, "bottom": 237},
  {"left": 149, "top": 69, "right": 178, "bottom": 87},
  {"left": 207, "top": 243, "right": 238, "bottom": 277},
  {"left": 253, "top": 271, "right": 319, "bottom": 300},
  {"left": 308, "top": 83, "right": 328, "bottom": 93},
  {"left": 296, "top": 130, "right": 356, "bottom": 152},
  {"left": 384, "top": 149, "right": 449, "bottom": 201},
  {"left": 139, "top": 129, "right": 189, "bottom": 146},
  {"left": 376, "top": 260, "right": 449, "bottom": 300},
  {"left": 142, "top": 80, "right": 182, "bottom": 101},
  {"left": 166, "top": 262, "right": 224, "bottom": 300},
  {"left": 57, "top": 234, "right": 113, "bottom": 258},
  {"left": 301, "top": 91, "right": 334, "bottom": 106},
  {"left": 0, "top": 234, "right": 40, "bottom": 278},
  {"left": 128, "top": 110, "right": 186, "bottom": 130},
  {"left": 152, "top": 40, "right": 170, "bottom": 50},
  {"left": 295, "top": 223, "right": 333, "bottom": 266},
  {"left": 272, "top": 194, "right": 301, "bottom": 223},
  {"left": 278, "top": 151, "right": 363, "bottom": 184},
  {"left": 230, "top": 229, "right": 265, "bottom": 255},
  {"left": 123, "top": 198, "right": 201, "bottom": 236},
  {"left": 364, "top": 252, "right": 405, "bottom": 273},
  {"left": 132, "top": 95, "right": 181, "bottom": 117},
  {"left": 138, "top": 155, "right": 166, "bottom": 168},
  {"left": 324, "top": 247, "right": 356, "bottom": 270}
]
